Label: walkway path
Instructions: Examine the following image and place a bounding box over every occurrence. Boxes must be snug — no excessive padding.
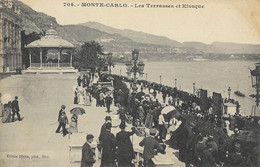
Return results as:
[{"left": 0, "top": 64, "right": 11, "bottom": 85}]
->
[{"left": 0, "top": 74, "right": 184, "bottom": 167}]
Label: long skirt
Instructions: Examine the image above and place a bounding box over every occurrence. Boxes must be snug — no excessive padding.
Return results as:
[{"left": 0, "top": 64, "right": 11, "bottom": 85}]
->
[
  {"left": 69, "top": 121, "right": 78, "bottom": 133},
  {"left": 145, "top": 114, "right": 153, "bottom": 128},
  {"left": 0, "top": 104, "right": 3, "bottom": 117},
  {"left": 78, "top": 94, "right": 84, "bottom": 105},
  {"left": 1, "top": 107, "right": 12, "bottom": 123},
  {"left": 74, "top": 96, "right": 78, "bottom": 104},
  {"left": 84, "top": 96, "right": 91, "bottom": 106}
]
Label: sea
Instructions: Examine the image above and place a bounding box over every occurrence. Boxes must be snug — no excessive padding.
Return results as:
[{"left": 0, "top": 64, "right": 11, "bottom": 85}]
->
[{"left": 112, "top": 61, "right": 259, "bottom": 116}]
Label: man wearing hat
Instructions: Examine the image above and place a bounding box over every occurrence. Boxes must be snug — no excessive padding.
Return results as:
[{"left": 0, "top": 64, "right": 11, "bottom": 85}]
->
[
  {"left": 59, "top": 111, "right": 69, "bottom": 137},
  {"left": 100, "top": 122, "right": 116, "bottom": 167},
  {"left": 105, "top": 93, "right": 113, "bottom": 113},
  {"left": 81, "top": 134, "right": 96, "bottom": 167},
  {"left": 56, "top": 105, "right": 66, "bottom": 133},
  {"left": 139, "top": 128, "right": 164, "bottom": 167},
  {"left": 11, "top": 96, "right": 21, "bottom": 122},
  {"left": 99, "top": 116, "right": 112, "bottom": 139},
  {"left": 116, "top": 122, "right": 136, "bottom": 167},
  {"left": 98, "top": 116, "right": 112, "bottom": 158},
  {"left": 206, "top": 135, "right": 218, "bottom": 153}
]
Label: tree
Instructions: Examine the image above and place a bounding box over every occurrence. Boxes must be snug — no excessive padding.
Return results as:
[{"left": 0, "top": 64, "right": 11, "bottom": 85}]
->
[{"left": 74, "top": 41, "right": 105, "bottom": 71}]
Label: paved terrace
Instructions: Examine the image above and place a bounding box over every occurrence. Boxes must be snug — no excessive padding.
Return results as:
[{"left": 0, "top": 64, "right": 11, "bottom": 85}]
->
[{"left": 0, "top": 74, "right": 184, "bottom": 167}]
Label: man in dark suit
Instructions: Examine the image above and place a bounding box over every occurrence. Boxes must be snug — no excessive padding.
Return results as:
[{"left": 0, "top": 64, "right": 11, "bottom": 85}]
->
[
  {"left": 100, "top": 123, "right": 116, "bottom": 167},
  {"left": 139, "top": 128, "right": 164, "bottom": 167},
  {"left": 105, "top": 94, "right": 113, "bottom": 113},
  {"left": 81, "top": 134, "right": 96, "bottom": 167},
  {"left": 56, "top": 105, "right": 66, "bottom": 133},
  {"left": 98, "top": 116, "right": 112, "bottom": 159},
  {"left": 116, "top": 122, "right": 136, "bottom": 167},
  {"left": 12, "top": 96, "right": 21, "bottom": 122}
]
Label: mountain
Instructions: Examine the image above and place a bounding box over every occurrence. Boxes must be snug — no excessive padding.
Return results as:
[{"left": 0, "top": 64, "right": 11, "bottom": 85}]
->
[
  {"left": 12, "top": 0, "right": 260, "bottom": 62},
  {"left": 81, "top": 21, "right": 260, "bottom": 54},
  {"left": 211, "top": 42, "right": 260, "bottom": 54},
  {"left": 80, "top": 21, "right": 182, "bottom": 47}
]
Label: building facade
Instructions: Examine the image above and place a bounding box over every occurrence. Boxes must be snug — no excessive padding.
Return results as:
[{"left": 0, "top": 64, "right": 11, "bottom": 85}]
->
[{"left": 0, "top": 0, "right": 22, "bottom": 72}]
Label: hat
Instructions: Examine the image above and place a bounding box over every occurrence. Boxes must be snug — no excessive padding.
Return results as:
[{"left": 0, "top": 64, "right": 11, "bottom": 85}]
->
[
  {"left": 86, "top": 134, "right": 94, "bottom": 140},
  {"left": 119, "top": 122, "right": 126, "bottom": 129},
  {"left": 105, "top": 116, "right": 112, "bottom": 121},
  {"left": 105, "top": 122, "right": 112, "bottom": 130},
  {"left": 149, "top": 128, "right": 157, "bottom": 135},
  {"left": 61, "top": 105, "right": 66, "bottom": 109}
]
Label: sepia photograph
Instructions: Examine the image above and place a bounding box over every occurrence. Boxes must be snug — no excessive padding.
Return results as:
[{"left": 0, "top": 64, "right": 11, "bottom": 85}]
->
[{"left": 0, "top": 0, "right": 259, "bottom": 166}]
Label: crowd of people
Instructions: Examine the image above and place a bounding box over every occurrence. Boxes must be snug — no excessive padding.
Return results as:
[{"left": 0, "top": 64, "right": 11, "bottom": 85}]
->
[
  {"left": 82, "top": 116, "right": 166, "bottom": 167},
  {"left": 54, "top": 71, "right": 259, "bottom": 167},
  {"left": 0, "top": 94, "right": 22, "bottom": 123},
  {"left": 97, "top": 73, "right": 259, "bottom": 167},
  {"left": 75, "top": 73, "right": 114, "bottom": 112}
]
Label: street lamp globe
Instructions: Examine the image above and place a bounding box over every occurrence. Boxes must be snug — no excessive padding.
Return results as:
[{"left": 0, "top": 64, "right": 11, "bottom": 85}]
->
[
  {"left": 250, "top": 63, "right": 260, "bottom": 107},
  {"left": 125, "top": 61, "right": 133, "bottom": 76},
  {"left": 138, "top": 61, "right": 145, "bottom": 74},
  {"left": 108, "top": 52, "right": 113, "bottom": 60},
  {"left": 250, "top": 63, "right": 260, "bottom": 88},
  {"left": 132, "top": 49, "right": 139, "bottom": 60}
]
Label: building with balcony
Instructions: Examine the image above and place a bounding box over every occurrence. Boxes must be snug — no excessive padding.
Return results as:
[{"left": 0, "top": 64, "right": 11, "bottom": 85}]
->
[{"left": 0, "top": 0, "right": 22, "bottom": 72}]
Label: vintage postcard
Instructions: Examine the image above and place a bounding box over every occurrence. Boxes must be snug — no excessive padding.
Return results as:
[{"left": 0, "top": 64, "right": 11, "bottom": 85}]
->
[{"left": 0, "top": 0, "right": 259, "bottom": 167}]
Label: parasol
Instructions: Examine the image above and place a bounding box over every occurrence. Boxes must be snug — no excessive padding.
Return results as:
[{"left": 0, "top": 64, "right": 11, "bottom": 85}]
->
[
  {"left": 70, "top": 107, "right": 86, "bottom": 115},
  {"left": 1, "top": 93, "right": 12, "bottom": 104},
  {"left": 161, "top": 106, "right": 176, "bottom": 114}
]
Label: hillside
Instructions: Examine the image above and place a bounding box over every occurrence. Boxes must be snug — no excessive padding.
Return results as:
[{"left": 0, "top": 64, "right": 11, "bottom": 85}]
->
[
  {"left": 81, "top": 21, "right": 182, "bottom": 47},
  {"left": 13, "top": 0, "right": 260, "bottom": 62},
  {"left": 82, "top": 21, "right": 260, "bottom": 54}
]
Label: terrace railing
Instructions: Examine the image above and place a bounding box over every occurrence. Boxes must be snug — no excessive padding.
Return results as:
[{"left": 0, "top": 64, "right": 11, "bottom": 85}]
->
[{"left": 30, "top": 63, "right": 72, "bottom": 68}]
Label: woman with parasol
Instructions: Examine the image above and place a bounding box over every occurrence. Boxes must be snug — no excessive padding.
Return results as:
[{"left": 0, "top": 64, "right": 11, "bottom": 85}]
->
[{"left": 69, "top": 113, "right": 78, "bottom": 133}]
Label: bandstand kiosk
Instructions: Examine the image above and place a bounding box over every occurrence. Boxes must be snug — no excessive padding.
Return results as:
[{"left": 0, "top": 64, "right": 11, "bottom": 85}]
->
[{"left": 24, "top": 25, "right": 77, "bottom": 74}]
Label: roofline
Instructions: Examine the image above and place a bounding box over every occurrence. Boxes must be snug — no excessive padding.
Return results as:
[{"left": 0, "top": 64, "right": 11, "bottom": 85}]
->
[{"left": 25, "top": 46, "right": 76, "bottom": 49}]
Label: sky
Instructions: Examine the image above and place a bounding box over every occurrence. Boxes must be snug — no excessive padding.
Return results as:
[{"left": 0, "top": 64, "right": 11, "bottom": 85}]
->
[{"left": 19, "top": 0, "right": 260, "bottom": 44}]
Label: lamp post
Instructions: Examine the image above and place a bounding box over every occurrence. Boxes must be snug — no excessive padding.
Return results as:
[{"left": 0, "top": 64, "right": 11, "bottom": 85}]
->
[
  {"left": 98, "top": 54, "right": 105, "bottom": 72},
  {"left": 228, "top": 87, "right": 231, "bottom": 99},
  {"left": 125, "top": 49, "right": 145, "bottom": 94},
  {"left": 106, "top": 52, "right": 113, "bottom": 74},
  {"left": 137, "top": 61, "right": 145, "bottom": 77},
  {"left": 250, "top": 63, "right": 260, "bottom": 107},
  {"left": 126, "top": 61, "right": 133, "bottom": 77},
  {"left": 131, "top": 49, "right": 139, "bottom": 94},
  {"left": 193, "top": 83, "right": 196, "bottom": 95},
  {"left": 175, "top": 78, "right": 177, "bottom": 88}
]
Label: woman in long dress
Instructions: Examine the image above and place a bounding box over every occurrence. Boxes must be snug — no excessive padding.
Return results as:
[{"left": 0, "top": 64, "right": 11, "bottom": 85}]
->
[
  {"left": 0, "top": 93, "right": 3, "bottom": 117},
  {"left": 84, "top": 89, "right": 91, "bottom": 106},
  {"left": 69, "top": 114, "right": 78, "bottom": 133},
  {"left": 1, "top": 102, "right": 12, "bottom": 123},
  {"left": 78, "top": 87, "right": 84, "bottom": 105}
]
